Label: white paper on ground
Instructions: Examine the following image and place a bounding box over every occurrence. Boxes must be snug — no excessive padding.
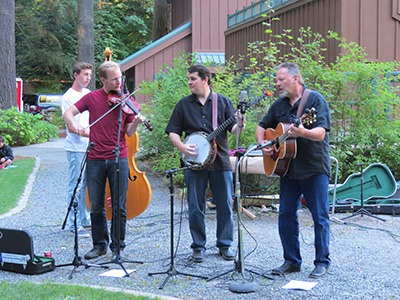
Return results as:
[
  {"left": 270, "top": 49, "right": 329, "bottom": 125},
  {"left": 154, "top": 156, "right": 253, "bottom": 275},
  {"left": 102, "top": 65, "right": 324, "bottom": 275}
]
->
[
  {"left": 282, "top": 280, "right": 318, "bottom": 291},
  {"left": 99, "top": 269, "right": 136, "bottom": 277}
]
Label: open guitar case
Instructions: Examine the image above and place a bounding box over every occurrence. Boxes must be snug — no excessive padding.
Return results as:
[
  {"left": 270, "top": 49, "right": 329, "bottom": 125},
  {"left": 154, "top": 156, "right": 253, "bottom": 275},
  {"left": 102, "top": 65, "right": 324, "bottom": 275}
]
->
[
  {"left": 329, "top": 163, "right": 400, "bottom": 215},
  {"left": 0, "top": 227, "right": 55, "bottom": 274}
]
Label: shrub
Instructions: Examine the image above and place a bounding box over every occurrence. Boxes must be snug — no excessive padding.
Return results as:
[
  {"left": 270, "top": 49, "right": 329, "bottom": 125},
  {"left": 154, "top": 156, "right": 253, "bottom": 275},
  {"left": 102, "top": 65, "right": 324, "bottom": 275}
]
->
[
  {"left": 0, "top": 107, "right": 59, "bottom": 146},
  {"left": 139, "top": 26, "right": 400, "bottom": 184}
]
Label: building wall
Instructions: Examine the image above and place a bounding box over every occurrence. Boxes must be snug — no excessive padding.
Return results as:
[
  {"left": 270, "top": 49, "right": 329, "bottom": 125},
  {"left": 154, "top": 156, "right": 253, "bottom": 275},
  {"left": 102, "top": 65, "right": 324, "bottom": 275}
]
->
[
  {"left": 122, "top": 26, "right": 192, "bottom": 103},
  {"left": 225, "top": 0, "right": 342, "bottom": 67},
  {"left": 225, "top": 0, "right": 400, "bottom": 69},
  {"left": 191, "top": 0, "right": 254, "bottom": 53},
  {"left": 341, "top": 0, "right": 400, "bottom": 62}
]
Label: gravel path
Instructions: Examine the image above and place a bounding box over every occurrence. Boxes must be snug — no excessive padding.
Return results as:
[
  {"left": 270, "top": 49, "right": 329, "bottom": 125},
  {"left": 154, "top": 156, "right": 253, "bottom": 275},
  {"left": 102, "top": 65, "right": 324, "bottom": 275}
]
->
[{"left": 1, "top": 137, "right": 400, "bottom": 299}]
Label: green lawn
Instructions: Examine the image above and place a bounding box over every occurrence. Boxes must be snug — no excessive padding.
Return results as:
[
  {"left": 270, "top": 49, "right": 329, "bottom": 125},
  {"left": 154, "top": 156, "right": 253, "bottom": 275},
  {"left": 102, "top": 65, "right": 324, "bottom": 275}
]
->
[
  {"left": 0, "top": 157, "right": 35, "bottom": 214},
  {"left": 0, "top": 281, "right": 159, "bottom": 299}
]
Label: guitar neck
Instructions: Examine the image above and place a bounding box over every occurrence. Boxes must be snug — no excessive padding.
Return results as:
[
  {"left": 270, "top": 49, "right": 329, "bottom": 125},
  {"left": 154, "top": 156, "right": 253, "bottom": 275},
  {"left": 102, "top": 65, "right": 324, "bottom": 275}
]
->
[
  {"left": 207, "top": 115, "right": 236, "bottom": 142},
  {"left": 276, "top": 110, "right": 315, "bottom": 145},
  {"left": 277, "top": 131, "right": 290, "bottom": 146}
]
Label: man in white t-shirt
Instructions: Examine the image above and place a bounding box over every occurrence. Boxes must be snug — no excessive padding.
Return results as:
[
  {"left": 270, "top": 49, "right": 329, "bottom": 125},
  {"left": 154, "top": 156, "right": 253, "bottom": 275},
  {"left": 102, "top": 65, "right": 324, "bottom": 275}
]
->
[{"left": 61, "top": 61, "right": 93, "bottom": 238}]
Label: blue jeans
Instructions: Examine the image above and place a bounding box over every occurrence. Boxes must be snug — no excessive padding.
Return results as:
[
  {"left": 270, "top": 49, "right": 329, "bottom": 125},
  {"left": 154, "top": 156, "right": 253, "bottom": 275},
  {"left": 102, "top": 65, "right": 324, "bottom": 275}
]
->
[
  {"left": 86, "top": 158, "right": 129, "bottom": 251},
  {"left": 66, "top": 151, "right": 91, "bottom": 230},
  {"left": 184, "top": 169, "right": 234, "bottom": 251},
  {"left": 279, "top": 174, "right": 330, "bottom": 267}
]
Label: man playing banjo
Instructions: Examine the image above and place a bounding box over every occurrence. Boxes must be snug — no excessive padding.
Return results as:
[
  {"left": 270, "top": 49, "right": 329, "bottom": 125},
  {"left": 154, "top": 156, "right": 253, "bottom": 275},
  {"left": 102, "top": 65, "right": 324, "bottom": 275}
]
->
[{"left": 165, "top": 64, "right": 245, "bottom": 263}]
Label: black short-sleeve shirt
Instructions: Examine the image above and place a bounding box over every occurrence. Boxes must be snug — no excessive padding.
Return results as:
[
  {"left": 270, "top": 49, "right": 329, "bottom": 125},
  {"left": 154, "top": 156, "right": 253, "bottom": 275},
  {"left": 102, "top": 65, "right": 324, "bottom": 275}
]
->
[
  {"left": 258, "top": 87, "right": 331, "bottom": 180},
  {"left": 165, "top": 90, "right": 236, "bottom": 171}
]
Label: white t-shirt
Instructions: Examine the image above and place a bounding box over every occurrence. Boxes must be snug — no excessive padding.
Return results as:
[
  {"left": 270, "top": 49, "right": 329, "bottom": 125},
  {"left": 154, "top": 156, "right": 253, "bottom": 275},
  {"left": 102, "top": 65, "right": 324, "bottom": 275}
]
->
[{"left": 62, "top": 87, "right": 91, "bottom": 152}]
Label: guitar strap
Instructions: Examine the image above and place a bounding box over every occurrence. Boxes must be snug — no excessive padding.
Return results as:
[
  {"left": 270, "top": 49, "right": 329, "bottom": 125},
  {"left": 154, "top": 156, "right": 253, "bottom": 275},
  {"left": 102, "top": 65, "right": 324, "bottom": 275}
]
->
[
  {"left": 296, "top": 88, "right": 311, "bottom": 118},
  {"left": 212, "top": 92, "right": 218, "bottom": 130}
]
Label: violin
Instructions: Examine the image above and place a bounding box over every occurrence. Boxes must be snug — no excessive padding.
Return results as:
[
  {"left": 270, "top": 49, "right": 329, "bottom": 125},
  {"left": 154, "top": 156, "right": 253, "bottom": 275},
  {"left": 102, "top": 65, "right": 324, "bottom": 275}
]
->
[{"left": 106, "top": 78, "right": 153, "bottom": 131}]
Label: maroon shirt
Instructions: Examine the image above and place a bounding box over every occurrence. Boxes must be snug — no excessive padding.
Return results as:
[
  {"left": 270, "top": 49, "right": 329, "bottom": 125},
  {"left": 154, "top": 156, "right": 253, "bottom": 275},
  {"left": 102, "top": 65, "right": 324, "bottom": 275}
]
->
[{"left": 75, "top": 89, "right": 134, "bottom": 160}]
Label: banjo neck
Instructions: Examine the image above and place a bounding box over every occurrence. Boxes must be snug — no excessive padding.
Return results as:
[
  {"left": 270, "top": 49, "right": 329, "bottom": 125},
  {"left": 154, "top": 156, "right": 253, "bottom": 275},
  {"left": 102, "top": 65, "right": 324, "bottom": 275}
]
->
[{"left": 206, "top": 114, "right": 236, "bottom": 142}]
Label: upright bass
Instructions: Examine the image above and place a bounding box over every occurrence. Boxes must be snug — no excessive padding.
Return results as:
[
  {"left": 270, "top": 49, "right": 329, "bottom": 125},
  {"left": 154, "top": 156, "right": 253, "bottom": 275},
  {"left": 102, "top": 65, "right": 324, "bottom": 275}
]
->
[{"left": 104, "top": 130, "right": 153, "bottom": 220}]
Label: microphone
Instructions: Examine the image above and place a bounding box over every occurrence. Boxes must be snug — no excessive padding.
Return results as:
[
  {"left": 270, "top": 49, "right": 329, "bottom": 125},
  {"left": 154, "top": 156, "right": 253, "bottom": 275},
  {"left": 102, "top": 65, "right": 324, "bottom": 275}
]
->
[
  {"left": 240, "top": 90, "right": 247, "bottom": 102},
  {"left": 239, "top": 91, "right": 247, "bottom": 113},
  {"left": 121, "top": 71, "right": 129, "bottom": 94},
  {"left": 256, "top": 139, "right": 275, "bottom": 150}
]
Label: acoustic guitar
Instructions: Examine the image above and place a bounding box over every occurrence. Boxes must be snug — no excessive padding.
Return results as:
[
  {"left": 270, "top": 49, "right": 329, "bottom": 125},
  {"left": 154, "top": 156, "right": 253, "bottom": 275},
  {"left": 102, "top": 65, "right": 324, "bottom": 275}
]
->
[{"left": 263, "top": 108, "right": 316, "bottom": 177}]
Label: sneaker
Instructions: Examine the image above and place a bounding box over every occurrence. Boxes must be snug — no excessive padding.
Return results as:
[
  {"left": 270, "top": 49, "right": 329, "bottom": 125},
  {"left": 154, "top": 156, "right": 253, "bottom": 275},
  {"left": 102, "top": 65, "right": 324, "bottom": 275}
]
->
[
  {"left": 84, "top": 247, "right": 107, "bottom": 259},
  {"left": 70, "top": 227, "right": 90, "bottom": 238},
  {"left": 77, "top": 228, "right": 90, "bottom": 238}
]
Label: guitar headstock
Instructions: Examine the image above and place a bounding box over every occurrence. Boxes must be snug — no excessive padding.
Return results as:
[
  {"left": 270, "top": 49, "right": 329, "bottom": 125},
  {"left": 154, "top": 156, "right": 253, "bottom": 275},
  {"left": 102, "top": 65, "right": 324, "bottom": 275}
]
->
[{"left": 300, "top": 107, "right": 317, "bottom": 126}]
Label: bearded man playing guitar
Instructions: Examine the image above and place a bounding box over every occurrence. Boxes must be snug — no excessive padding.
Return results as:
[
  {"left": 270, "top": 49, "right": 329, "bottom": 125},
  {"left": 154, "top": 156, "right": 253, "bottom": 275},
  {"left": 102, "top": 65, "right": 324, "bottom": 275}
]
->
[
  {"left": 166, "top": 65, "right": 245, "bottom": 263},
  {"left": 255, "top": 62, "right": 331, "bottom": 279}
]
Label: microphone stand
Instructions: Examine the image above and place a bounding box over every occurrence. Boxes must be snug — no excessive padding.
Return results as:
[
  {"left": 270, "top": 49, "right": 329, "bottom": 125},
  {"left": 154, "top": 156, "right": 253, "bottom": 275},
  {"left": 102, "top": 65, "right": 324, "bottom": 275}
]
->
[
  {"left": 99, "top": 100, "right": 143, "bottom": 277},
  {"left": 148, "top": 166, "right": 208, "bottom": 289},
  {"left": 341, "top": 163, "right": 385, "bottom": 222},
  {"left": 206, "top": 98, "right": 274, "bottom": 293},
  {"left": 57, "top": 143, "right": 109, "bottom": 279}
]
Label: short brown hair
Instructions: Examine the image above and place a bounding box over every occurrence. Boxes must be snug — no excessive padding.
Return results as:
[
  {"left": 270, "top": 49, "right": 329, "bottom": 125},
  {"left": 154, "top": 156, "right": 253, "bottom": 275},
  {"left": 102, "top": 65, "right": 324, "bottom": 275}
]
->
[
  {"left": 188, "top": 65, "right": 212, "bottom": 85},
  {"left": 72, "top": 61, "right": 93, "bottom": 76}
]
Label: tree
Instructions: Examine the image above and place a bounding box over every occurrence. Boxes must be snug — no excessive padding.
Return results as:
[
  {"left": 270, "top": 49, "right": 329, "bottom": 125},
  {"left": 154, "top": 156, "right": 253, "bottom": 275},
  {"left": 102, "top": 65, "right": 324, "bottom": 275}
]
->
[
  {"left": 15, "top": 0, "right": 78, "bottom": 92},
  {"left": 78, "top": 0, "right": 95, "bottom": 90},
  {"left": 0, "top": 0, "right": 16, "bottom": 109},
  {"left": 15, "top": 0, "right": 154, "bottom": 92},
  {"left": 153, "top": 0, "right": 171, "bottom": 41}
]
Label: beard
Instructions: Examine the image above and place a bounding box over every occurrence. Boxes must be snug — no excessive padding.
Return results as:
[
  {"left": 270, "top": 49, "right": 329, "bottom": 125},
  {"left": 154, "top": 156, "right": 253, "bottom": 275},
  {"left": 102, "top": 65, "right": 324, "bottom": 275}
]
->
[{"left": 279, "top": 89, "right": 288, "bottom": 97}]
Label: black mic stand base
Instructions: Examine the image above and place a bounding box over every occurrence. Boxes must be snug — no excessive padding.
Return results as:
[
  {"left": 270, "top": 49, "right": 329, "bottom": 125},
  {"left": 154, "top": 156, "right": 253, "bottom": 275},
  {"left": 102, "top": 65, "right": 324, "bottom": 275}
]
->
[
  {"left": 148, "top": 166, "right": 207, "bottom": 289},
  {"left": 341, "top": 163, "right": 385, "bottom": 222},
  {"left": 56, "top": 255, "right": 109, "bottom": 280},
  {"left": 99, "top": 257, "right": 142, "bottom": 278},
  {"left": 57, "top": 145, "right": 108, "bottom": 279},
  {"left": 98, "top": 248, "right": 144, "bottom": 277},
  {"left": 341, "top": 207, "right": 385, "bottom": 222},
  {"left": 206, "top": 262, "right": 274, "bottom": 282},
  {"left": 149, "top": 264, "right": 208, "bottom": 290},
  {"left": 206, "top": 145, "right": 274, "bottom": 293}
]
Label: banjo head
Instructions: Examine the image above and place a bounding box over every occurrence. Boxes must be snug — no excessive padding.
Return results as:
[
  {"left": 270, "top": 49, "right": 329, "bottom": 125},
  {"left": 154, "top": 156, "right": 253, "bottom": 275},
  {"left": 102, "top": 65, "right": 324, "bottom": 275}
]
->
[{"left": 182, "top": 132, "right": 214, "bottom": 169}]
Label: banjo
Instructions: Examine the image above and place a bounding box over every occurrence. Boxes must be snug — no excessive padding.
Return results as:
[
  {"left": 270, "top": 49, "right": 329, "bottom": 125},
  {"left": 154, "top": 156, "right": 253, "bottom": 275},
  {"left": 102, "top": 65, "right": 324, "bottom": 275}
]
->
[
  {"left": 182, "top": 114, "right": 238, "bottom": 169},
  {"left": 181, "top": 90, "right": 271, "bottom": 169}
]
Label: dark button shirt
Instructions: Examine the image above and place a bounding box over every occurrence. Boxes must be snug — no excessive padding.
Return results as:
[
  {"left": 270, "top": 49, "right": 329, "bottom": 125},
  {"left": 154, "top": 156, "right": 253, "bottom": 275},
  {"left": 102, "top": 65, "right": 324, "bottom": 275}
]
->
[
  {"left": 165, "top": 90, "right": 236, "bottom": 171},
  {"left": 258, "top": 87, "right": 331, "bottom": 179}
]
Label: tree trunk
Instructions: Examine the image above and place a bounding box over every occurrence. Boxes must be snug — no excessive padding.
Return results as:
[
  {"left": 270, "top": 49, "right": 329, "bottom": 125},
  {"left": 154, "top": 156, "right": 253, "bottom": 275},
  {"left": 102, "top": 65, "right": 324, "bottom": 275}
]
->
[
  {"left": 153, "top": 0, "right": 171, "bottom": 41},
  {"left": 0, "top": 0, "right": 16, "bottom": 109},
  {"left": 78, "top": 0, "right": 95, "bottom": 90}
]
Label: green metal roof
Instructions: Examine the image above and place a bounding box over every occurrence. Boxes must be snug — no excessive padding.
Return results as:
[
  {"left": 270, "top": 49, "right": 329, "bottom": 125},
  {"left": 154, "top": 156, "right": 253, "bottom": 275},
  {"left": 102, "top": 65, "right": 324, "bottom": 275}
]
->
[
  {"left": 227, "top": 0, "right": 299, "bottom": 29},
  {"left": 196, "top": 52, "right": 225, "bottom": 66}
]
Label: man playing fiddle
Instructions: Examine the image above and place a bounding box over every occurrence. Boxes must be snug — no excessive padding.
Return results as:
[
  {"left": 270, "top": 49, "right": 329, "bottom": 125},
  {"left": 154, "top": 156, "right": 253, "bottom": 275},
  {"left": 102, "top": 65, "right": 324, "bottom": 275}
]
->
[{"left": 63, "top": 61, "right": 145, "bottom": 260}]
